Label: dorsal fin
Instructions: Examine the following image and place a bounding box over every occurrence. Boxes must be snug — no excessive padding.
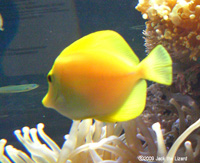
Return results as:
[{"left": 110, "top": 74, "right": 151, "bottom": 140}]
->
[{"left": 59, "top": 30, "right": 140, "bottom": 66}]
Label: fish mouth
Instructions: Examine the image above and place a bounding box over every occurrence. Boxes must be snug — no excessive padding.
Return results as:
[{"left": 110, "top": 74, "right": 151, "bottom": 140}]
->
[
  {"left": 42, "top": 95, "right": 47, "bottom": 107},
  {"left": 42, "top": 94, "right": 51, "bottom": 108},
  {"left": 42, "top": 90, "right": 59, "bottom": 109}
]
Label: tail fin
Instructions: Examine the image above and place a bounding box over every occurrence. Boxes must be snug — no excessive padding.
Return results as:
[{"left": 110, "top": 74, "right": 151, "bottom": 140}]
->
[{"left": 139, "top": 45, "right": 172, "bottom": 85}]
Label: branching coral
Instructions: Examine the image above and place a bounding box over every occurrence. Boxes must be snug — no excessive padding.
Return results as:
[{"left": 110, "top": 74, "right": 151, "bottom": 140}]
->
[{"left": 136, "top": 0, "right": 200, "bottom": 63}]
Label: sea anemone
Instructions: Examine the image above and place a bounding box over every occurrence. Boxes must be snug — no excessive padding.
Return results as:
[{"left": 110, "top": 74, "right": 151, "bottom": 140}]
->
[
  {"left": 141, "top": 82, "right": 200, "bottom": 162},
  {"left": 1, "top": 111, "right": 200, "bottom": 163}
]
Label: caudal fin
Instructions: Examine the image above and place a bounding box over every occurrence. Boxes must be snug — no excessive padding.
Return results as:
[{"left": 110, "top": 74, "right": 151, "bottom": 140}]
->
[{"left": 139, "top": 45, "right": 172, "bottom": 85}]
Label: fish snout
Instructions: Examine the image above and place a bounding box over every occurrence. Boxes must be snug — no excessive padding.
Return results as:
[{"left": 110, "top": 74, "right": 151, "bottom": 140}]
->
[{"left": 42, "top": 94, "right": 52, "bottom": 108}]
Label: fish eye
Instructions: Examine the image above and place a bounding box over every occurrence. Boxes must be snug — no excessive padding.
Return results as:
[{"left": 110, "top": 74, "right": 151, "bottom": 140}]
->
[{"left": 47, "top": 75, "right": 52, "bottom": 83}]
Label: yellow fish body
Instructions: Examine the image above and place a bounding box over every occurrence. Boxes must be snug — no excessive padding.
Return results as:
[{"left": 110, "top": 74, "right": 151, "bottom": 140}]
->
[{"left": 42, "top": 30, "right": 172, "bottom": 122}]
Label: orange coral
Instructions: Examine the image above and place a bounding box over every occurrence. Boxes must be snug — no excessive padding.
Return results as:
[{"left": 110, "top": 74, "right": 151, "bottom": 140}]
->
[{"left": 136, "top": 0, "right": 200, "bottom": 63}]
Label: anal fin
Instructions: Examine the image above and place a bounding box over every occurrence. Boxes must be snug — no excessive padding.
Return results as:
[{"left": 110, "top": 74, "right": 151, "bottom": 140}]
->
[{"left": 95, "top": 79, "right": 147, "bottom": 122}]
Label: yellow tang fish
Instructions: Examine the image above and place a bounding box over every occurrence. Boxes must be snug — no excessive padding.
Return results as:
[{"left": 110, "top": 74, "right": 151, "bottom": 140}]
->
[{"left": 42, "top": 30, "right": 172, "bottom": 122}]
